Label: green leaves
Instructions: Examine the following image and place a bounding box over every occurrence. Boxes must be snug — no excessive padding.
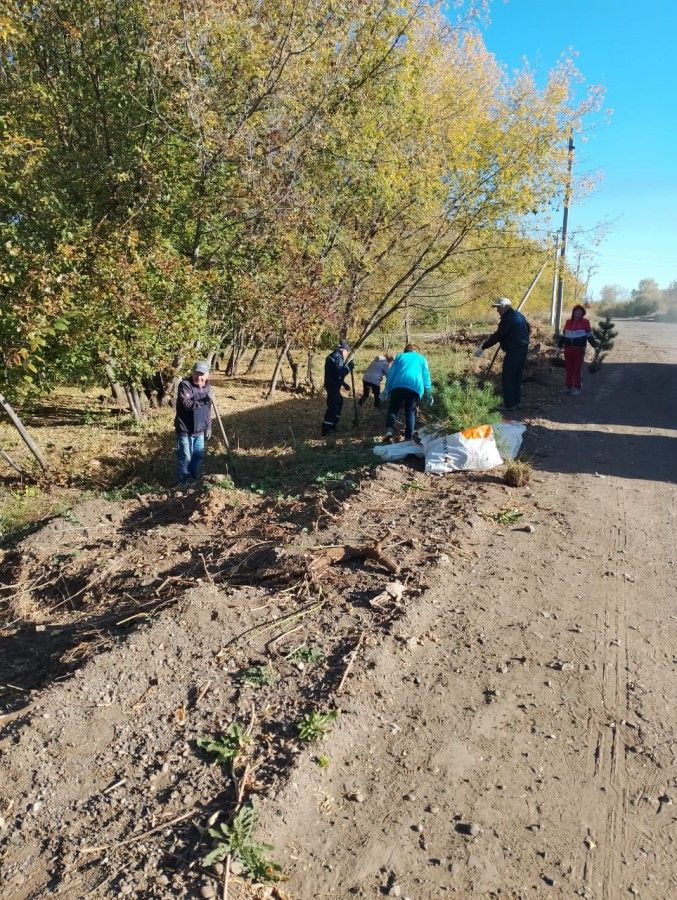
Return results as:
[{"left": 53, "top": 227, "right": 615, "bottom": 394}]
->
[
  {"left": 203, "top": 804, "right": 282, "bottom": 882},
  {"left": 196, "top": 722, "right": 251, "bottom": 768},
  {"left": 2, "top": 0, "right": 601, "bottom": 398},
  {"left": 285, "top": 644, "right": 325, "bottom": 665},
  {"left": 297, "top": 709, "right": 338, "bottom": 743},
  {"left": 238, "top": 665, "right": 279, "bottom": 688}
]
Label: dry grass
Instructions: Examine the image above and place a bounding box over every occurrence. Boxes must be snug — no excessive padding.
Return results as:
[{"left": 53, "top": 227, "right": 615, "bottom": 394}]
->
[
  {"left": 0, "top": 342, "right": 462, "bottom": 540},
  {"left": 503, "top": 458, "right": 532, "bottom": 488},
  {"left": 5, "top": 331, "right": 573, "bottom": 544}
]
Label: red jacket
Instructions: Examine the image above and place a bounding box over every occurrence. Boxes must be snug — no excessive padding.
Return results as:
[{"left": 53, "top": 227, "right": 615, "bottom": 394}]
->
[{"left": 558, "top": 306, "right": 598, "bottom": 350}]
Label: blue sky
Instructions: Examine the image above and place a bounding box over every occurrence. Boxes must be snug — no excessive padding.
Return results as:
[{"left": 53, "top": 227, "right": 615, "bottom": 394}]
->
[{"left": 477, "top": 0, "right": 677, "bottom": 298}]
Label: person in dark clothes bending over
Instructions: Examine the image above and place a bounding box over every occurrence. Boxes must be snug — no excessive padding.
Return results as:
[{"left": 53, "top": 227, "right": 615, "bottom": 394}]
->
[
  {"left": 474, "top": 297, "right": 530, "bottom": 411},
  {"left": 322, "top": 340, "right": 354, "bottom": 436},
  {"left": 175, "top": 361, "right": 213, "bottom": 484}
]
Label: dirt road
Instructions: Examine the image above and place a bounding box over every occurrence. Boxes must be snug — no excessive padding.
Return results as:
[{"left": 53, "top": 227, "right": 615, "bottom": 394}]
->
[
  {"left": 258, "top": 322, "right": 677, "bottom": 898},
  {"left": 1, "top": 324, "right": 675, "bottom": 899}
]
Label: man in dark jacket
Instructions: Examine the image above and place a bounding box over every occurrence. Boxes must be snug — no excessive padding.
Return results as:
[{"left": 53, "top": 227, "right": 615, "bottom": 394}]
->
[
  {"left": 322, "top": 340, "right": 353, "bottom": 436},
  {"left": 475, "top": 297, "right": 531, "bottom": 411},
  {"left": 175, "top": 361, "right": 213, "bottom": 484}
]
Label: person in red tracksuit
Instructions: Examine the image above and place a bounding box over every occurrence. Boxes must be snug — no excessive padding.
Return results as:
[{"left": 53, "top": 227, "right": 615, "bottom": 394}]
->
[{"left": 557, "top": 304, "right": 598, "bottom": 395}]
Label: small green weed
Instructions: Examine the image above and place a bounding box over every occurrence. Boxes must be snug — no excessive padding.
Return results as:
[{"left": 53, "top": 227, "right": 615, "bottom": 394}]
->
[
  {"left": 238, "top": 665, "right": 279, "bottom": 688},
  {"left": 203, "top": 803, "right": 282, "bottom": 882},
  {"left": 56, "top": 505, "right": 81, "bottom": 526},
  {"left": 286, "top": 645, "right": 325, "bottom": 665},
  {"left": 297, "top": 709, "right": 338, "bottom": 743},
  {"left": 197, "top": 722, "right": 251, "bottom": 767},
  {"left": 483, "top": 506, "right": 523, "bottom": 527},
  {"left": 402, "top": 480, "right": 428, "bottom": 492},
  {"left": 314, "top": 754, "right": 330, "bottom": 769},
  {"left": 315, "top": 470, "right": 351, "bottom": 487},
  {"left": 203, "top": 477, "right": 236, "bottom": 492},
  {"left": 102, "top": 481, "right": 157, "bottom": 501}
]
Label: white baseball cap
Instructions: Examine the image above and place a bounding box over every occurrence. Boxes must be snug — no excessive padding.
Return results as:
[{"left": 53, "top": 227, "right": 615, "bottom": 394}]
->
[{"left": 491, "top": 297, "right": 512, "bottom": 309}]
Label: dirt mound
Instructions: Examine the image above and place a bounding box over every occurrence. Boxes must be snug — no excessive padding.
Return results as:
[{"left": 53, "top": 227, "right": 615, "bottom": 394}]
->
[{"left": 0, "top": 458, "right": 490, "bottom": 897}]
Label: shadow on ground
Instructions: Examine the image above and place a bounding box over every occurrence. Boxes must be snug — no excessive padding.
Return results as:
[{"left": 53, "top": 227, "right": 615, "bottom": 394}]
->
[{"left": 525, "top": 361, "right": 677, "bottom": 484}]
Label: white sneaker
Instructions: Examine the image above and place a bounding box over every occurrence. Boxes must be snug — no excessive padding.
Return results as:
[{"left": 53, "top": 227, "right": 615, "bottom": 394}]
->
[{"left": 570, "top": 388, "right": 581, "bottom": 396}]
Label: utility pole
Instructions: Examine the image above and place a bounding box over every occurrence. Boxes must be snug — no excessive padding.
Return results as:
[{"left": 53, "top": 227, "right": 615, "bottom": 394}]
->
[
  {"left": 549, "top": 230, "right": 560, "bottom": 326},
  {"left": 584, "top": 265, "right": 596, "bottom": 304},
  {"left": 573, "top": 251, "right": 583, "bottom": 303},
  {"left": 554, "top": 131, "right": 574, "bottom": 335}
]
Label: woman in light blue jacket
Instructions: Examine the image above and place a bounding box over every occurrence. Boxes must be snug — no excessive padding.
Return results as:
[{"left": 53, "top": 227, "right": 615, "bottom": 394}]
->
[{"left": 383, "top": 344, "right": 432, "bottom": 442}]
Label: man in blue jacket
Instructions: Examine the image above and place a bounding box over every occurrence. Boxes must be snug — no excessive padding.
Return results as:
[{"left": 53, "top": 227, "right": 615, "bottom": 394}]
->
[
  {"left": 475, "top": 298, "right": 530, "bottom": 411},
  {"left": 383, "top": 343, "right": 433, "bottom": 442},
  {"left": 175, "top": 361, "right": 213, "bottom": 484},
  {"left": 322, "top": 340, "right": 353, "bottom": 436}
]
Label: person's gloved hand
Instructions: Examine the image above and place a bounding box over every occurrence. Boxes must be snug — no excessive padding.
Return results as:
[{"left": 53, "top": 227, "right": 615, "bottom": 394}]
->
[
  {"left": 473, "top": 346, "right": 485, "bottom": 358},
  {"left": 205, "top": 428, "right": 212, "bottom": 441},
  {"left": 424, "top": 390, "right": 434, "bottom": 407}
]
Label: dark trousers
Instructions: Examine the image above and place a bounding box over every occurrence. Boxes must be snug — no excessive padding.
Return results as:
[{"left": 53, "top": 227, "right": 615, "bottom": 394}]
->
[
  {"left": 322, "top": 389, "right": 343, "bottom": 436},
  {"left": 501, "top": 347, "right": 528, "bottom": 408},
  {"left": 358, "top": 381, "right": 381, "bottom": 407},
  {"left": 386, "top": 387, "right": 419, "bottom": 440}
]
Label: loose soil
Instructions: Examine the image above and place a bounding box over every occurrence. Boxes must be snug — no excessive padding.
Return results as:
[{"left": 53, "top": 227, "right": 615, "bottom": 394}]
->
[{"left": 1, "top": 323, "right": 675, "bottom": 899}]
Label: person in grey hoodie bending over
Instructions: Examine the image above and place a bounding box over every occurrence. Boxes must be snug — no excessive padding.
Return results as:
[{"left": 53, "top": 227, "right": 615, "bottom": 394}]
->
[
  {"left": 358, "top": 353, "right": 393, "bottom": 408},
  {"left": 383, "top": 344, "right": 433, "bottom": 442}
]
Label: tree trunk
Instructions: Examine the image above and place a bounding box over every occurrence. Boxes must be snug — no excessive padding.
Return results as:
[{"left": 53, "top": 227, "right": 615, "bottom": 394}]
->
[
  {"left": 0, "top": 394, "right": 49, "bottom": 472},
  {"left": 164, "top": 356, "right": 184, "bottom": 406},
  {"left": 244, "top": 342, "right": 263, "bottom": 375},
  {"left": 124, "top": 385, "right": 143, "bottom": 424},
  {"left": 229, "top": 333, "right": 248, "bottom": 377},
  {"left": 225, "top": 342, "right": 236, "bottom": 376},
  {"left": 287, "top": 348, "right": 300, "bottom": 389},
  {"left": 104, "top": 363, "right": 127, "bottom": 408},
  {"left": 131, "top": 386, "right": 147, "bottom": 414},
  {"left": 266, "top": 339, "right": 292, "bottom": 399},
  {"left": 306, "top": 350, "right": 316, "bottom": 391}
]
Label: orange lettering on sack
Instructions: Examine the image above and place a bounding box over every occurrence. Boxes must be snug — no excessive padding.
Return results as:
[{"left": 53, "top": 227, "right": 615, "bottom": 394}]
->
[{"left": 460, "top": 424, "right": 493, "bottom": 440}]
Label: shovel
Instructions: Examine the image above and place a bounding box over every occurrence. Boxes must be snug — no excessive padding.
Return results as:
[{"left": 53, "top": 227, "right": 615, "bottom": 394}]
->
[{"left": 211, "top": 395, "right": 238, "bottom": 483}]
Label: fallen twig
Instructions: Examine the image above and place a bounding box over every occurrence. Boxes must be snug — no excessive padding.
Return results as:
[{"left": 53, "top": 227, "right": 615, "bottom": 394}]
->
[
  {"left": 102, "top": 778, "right": 126, "bottom": 795},
  {"left": 336, "top": 631, "right": 366, "bottom": 694},
  {"left": 219, "top": 600, "right": 324, "bottom": 653},
  {"left": 195, "top": 680, "right": 212, "bottom": 706},
  {"left": 80, "top": 806, "right": 200, "bottom": 856},
  {"left": 199, "top": 552, "right": 214, "bottom": 584},
  {"left": 309, "top": 542, "right": 399, "bottom": 576}
]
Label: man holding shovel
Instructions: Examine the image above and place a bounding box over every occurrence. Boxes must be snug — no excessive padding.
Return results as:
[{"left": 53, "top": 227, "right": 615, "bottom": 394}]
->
[
  {"left": 174, "top": 360, "right": 213, "bottom": 484},
  {"left": 321, "top": 340, "right": 354, "bottom": 437},
  {"left": 474, "top": 297, "right": 530, "bottom": 412}
]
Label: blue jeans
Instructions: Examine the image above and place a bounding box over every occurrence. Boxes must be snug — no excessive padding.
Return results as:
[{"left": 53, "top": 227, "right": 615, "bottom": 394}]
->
[
  {"left": 386, "top": 388, "right": 419, "bottom": 440},
  {"left": 176, "top": 433, "right": 205, "bottom": 484}
]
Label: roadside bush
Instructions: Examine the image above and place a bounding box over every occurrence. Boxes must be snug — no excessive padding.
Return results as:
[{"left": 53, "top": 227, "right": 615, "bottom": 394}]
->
[
  {"left": 589, "top": 314, "right": 617, "bottom": 374},
  {"left": 430, "top": 377, "right": 501, "bottom": 434}
]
